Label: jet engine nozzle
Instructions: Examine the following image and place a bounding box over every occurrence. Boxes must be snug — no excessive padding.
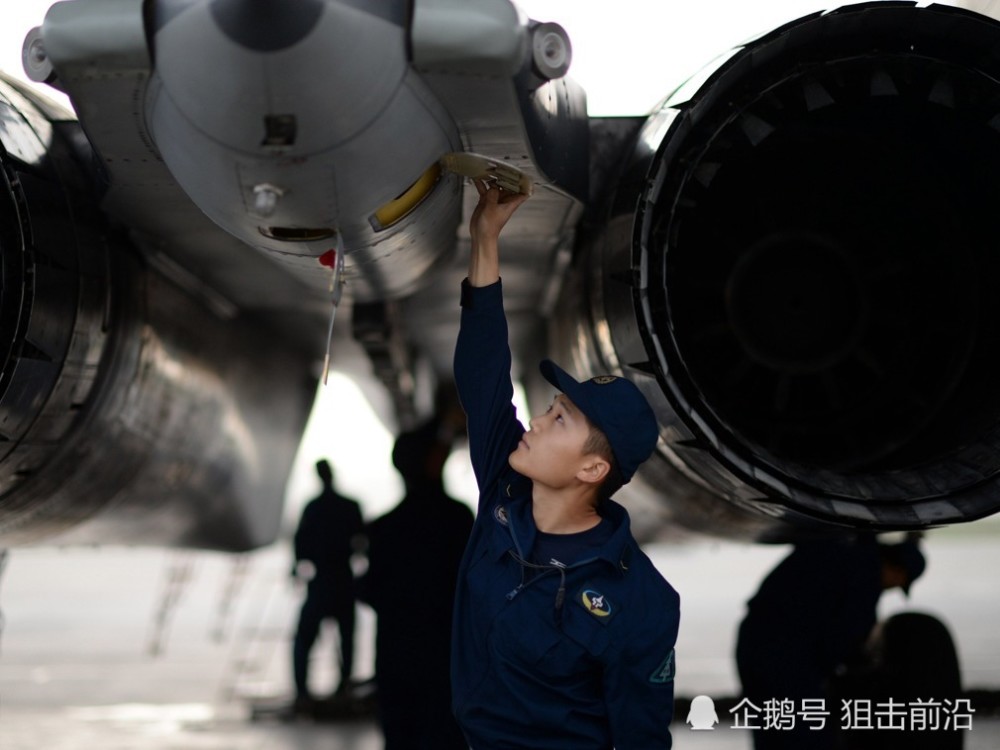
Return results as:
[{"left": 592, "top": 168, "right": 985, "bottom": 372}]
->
[{"left": 559, "top": 2, "right": 1000, "bottom": 535}]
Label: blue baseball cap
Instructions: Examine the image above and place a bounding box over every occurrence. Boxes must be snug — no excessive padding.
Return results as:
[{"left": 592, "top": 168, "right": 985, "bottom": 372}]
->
[{"left": 539, "top": 360, "right": 659, "bottom": 483}]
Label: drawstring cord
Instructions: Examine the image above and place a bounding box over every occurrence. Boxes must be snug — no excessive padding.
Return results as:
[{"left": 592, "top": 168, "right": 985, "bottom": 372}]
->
[
  {"left": 507, "top": 551, "right": 568, "bottom": 624},
  {"left": 554, "top": 566, "right": 566, "bottom": 623}
]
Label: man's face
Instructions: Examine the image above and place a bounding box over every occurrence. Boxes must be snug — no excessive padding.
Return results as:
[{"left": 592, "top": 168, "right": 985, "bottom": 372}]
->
[
  {"left": 508, "top": 394, "right": 594, "bottom": 488},
  {"left": 881, "top": 561, "right": 909, "bottom": 592}
]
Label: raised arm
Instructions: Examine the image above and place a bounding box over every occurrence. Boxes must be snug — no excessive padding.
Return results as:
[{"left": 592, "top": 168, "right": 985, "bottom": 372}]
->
[
  {"left": 454, "top": 181, "right": 529, "bottom": 498},
  {"left": 467, "top": 180, "right": 529, "bottom": 287}
]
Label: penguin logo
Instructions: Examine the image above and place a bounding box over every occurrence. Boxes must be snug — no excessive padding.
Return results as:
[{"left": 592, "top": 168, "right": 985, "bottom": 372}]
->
[
  {"left": 686, "top": 695, "right": 719, "bottom": 731},
  {"left": 493, "top": 505, "right": 509, "bottom": 526}
]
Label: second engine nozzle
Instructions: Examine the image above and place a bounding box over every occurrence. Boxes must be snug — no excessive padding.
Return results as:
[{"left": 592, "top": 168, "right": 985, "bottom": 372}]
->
[{"left": 575, "top": 2, "right": 1000, "bottom": 533}]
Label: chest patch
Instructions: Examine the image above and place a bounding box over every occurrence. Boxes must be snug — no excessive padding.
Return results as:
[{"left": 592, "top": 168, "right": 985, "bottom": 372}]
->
[{"left": 580, "top": 589, "right": 613, "bottom": 618}]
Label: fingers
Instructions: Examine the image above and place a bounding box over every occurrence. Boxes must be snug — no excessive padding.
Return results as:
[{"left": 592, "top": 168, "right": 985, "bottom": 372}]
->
[
  {"left": 474, "top": 178, "right": 528, "bottom": 202},
  {"left": 475, "top": 179, "right": 502, "bottom": 205}
]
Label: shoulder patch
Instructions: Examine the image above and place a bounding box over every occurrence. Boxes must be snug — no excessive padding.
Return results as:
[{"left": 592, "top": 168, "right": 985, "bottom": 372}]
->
[{"left": 649, "top": 648, "right": 676, "bottom": 684}]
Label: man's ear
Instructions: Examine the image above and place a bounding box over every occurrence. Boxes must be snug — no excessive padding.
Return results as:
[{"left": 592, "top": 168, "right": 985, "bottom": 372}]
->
[{"left": 577, "top": 455, "right": 610, "bottom": 486}]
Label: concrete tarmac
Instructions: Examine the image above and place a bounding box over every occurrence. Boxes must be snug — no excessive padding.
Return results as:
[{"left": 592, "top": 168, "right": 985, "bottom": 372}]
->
[{"left": 1, "top": 522, "right": 998, "bottom": 748}]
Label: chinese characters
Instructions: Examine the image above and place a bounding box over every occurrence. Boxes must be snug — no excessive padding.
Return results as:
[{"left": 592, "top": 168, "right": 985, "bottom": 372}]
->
[{"left": 728, "top": 697, "right": 974, "bottom": 732}]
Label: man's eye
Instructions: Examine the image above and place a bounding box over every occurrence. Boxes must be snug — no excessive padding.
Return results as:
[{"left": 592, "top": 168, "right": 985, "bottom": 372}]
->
[{"left": 545, "top": 404, "right": 554, "bottom": 414}]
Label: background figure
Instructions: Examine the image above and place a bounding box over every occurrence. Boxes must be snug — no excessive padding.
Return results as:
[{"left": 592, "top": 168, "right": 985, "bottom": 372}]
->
[
  {"left": 735, "top": 535, "right": 925, "bottom": 750},
  {"left": 360, "top": 415, "right": 473, "bottom": 750},
  {"left": 841, "top": 610, "right": 963, "bottom": 750},
  {"left": 291, "top": 459, "right": 365, "bottom": 709}
]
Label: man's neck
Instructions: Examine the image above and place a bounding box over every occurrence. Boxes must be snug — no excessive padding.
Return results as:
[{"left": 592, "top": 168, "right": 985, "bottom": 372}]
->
[{"left": 531, "top": 483, "right": 601, "bottom": 534}]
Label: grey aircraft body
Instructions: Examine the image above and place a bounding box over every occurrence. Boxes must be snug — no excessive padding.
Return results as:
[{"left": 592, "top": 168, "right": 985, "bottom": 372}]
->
[{"left": 2, "top": 0, "right": 1000, "bottom": 550}]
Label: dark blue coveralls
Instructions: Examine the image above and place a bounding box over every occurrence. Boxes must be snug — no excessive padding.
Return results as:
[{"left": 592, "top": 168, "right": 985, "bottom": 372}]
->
[
  {"left": 292, "top": 486, "right": 364, "bottom": 698},
  {"left": 362, "top": 427, "right": 474, "bottom": 750},
  {"left": 452, "top": 280, "right": 680, "bottom": 750},
  {"left": 736, "top": 537, "right": 883, "bottom": 749}
]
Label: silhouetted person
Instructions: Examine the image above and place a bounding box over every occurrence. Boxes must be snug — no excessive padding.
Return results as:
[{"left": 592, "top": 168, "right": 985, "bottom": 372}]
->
[
  {"left": 843, "top": 610, "right": 963, "bottom": 750},
  {"left": 291, "top": 459, "right": 364, "bottom": 709},
  {"left": 735, "top": 535, "right": 925, "bottom": 750},
  {"left": 360, "top": 417, "right": 473, "bottom": 750}
]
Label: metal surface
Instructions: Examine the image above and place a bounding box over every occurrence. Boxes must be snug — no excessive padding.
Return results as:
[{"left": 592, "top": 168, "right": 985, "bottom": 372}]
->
[
  {"left": 2, "top": 0, "right": 593, "bottom": 548},
  {"left": 0, "top": 76, "right": 315, "bottom": 550},
  {"left": 11, "top": 0, "right": 1000, "bottom": 547},
  {"left": 552, "top": 2, "right": 1000, "bottom": 538}
]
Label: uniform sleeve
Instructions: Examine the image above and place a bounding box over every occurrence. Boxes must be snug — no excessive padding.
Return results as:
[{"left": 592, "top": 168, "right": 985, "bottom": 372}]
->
[
  {"left": 454, "top": 280, "right": 525, "bottom": 502},
  {"left": 603, "top": 585, "right": 680, "bottom": 749}
]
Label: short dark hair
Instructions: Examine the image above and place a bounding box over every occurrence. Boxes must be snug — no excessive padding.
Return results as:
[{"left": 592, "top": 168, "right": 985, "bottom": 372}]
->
[{"left": 583, "top": 424, "right": 623, "bottom": 502}]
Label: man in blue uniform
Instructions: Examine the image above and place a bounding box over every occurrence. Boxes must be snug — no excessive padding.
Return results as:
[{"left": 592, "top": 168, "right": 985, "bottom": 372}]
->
[
  {"left": 451, "top": 180, "right": 680, "bottom": 749},
  {"left": 736, "top": 535, "right": 926, "bottom": 749},
  {"left": 362, "top": 417, "right": 473, "bottom": 750},
  {"left": 291, "top": 460, "right": 365, "bottom": 709}
]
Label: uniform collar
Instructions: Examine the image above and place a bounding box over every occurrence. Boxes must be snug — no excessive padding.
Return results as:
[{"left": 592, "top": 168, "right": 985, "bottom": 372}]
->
[{"left": 495, "top": 471, "right": 634, "bottom": 575}]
